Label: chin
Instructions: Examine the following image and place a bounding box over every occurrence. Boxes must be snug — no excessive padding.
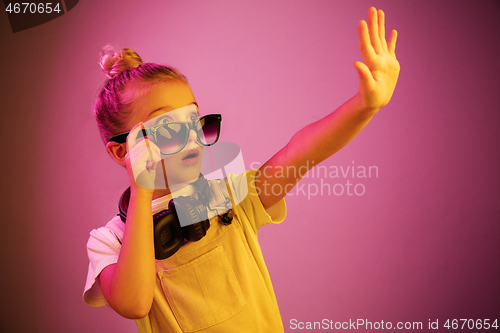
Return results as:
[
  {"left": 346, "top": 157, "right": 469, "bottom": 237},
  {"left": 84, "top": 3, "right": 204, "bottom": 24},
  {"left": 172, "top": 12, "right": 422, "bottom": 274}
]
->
[{"left": 177, "top": 165, "right": 202, "bottom": 185}]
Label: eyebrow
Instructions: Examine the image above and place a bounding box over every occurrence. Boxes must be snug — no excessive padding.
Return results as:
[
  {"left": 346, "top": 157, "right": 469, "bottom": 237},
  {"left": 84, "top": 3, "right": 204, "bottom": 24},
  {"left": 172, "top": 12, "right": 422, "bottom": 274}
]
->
[{"left": 146, "top": 102, "right": 199, "bottom": 119}]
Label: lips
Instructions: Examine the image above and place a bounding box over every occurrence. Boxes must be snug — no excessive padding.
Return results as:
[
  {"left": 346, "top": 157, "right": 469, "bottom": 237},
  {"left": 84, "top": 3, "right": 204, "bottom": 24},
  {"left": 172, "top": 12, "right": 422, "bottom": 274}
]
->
[{"left": 182, "top": 149, "right": 199, "bottom": 160}]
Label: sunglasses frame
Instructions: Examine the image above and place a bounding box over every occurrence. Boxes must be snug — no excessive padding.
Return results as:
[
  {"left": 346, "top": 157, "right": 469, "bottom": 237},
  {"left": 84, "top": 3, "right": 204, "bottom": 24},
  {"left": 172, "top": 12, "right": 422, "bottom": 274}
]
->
[{"left": 108, "top": 114, "right": 222, "bottom": 155}]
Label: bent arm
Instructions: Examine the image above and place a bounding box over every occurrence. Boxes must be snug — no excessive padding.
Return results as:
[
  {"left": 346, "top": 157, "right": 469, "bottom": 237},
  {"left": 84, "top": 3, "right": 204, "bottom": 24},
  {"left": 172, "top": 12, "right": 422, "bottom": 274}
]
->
[
  {"left": 256, "top": 7, "right": 400, "bottom": 209},
  {"left": 99, "top": 189, "right": 156, "bottom": 319},
  {"left": 257, "top": 94, "right": 377, "bottom": 209}
]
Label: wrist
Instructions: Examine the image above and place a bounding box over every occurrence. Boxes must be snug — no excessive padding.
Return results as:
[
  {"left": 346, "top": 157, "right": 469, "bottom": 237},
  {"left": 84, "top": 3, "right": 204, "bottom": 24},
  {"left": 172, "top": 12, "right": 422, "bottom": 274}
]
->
[
  {"left": 129, "top": 186, "right": 155, "bottom": 200},
  {"left": 351, "top": 93, "right": 380, "bottom": 117}
]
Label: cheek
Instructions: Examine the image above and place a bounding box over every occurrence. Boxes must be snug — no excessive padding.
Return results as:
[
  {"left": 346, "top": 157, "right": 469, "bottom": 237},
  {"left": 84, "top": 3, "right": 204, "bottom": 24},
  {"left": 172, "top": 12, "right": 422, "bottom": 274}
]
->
[{"left": 157, "top": 155, "right": 182, "bottom": 175}]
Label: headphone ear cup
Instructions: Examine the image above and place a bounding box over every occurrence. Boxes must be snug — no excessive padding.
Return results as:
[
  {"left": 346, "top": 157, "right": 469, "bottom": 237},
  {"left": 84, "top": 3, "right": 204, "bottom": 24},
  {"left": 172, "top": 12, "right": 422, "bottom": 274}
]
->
[
  {"left": 118, "top": 173, "right": 213, "bottom": 260},
  {"left": 153, "top": 210, "right": 184, "bottom": 260},
  {"left": 184, "top": 219, "right": 211, "bottom": 242},
  {"left": 118, "top": 187, "right": 131, "bottom": 223},
  {"left": 170, "top": 197, "right": 210, "bottom": 242}
]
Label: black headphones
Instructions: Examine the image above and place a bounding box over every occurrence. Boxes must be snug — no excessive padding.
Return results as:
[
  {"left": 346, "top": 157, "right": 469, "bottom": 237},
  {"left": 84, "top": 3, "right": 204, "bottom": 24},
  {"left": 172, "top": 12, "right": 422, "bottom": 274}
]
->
[{"left": 118, "top": 174, "right": 223, "bottom": 260}]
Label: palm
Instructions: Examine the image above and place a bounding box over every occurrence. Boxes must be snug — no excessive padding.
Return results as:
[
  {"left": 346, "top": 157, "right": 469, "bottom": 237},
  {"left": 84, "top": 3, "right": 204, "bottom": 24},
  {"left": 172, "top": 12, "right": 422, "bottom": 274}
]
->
[{"left": 354, "top": 7, "right": 400, "bottom": 110}]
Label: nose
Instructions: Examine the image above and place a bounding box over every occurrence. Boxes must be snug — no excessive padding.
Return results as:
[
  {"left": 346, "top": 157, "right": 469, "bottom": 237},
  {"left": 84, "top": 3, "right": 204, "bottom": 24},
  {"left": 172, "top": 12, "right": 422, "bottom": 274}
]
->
[{"left": 186, "top": 127, "right": 199, "bottom": 144}]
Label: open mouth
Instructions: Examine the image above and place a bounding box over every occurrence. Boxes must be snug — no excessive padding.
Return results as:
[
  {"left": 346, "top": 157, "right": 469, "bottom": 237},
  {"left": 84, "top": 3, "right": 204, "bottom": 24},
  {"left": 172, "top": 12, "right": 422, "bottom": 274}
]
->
[{"left": 182, "top": 149, "right": 199, "bottom": 160}]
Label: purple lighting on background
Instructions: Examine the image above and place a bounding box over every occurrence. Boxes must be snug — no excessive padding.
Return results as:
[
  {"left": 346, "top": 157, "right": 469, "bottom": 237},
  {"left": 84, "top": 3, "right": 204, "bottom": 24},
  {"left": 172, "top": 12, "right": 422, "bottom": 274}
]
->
[{"left": 0, "top": 1, "right": 499, "bottom": 332}]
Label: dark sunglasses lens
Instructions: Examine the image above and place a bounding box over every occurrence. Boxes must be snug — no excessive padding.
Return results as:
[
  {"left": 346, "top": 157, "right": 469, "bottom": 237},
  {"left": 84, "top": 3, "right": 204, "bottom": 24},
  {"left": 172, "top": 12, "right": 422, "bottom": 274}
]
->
[
  {"left": 156, "top": 123, "right": 188, "bottom": 154},
  {"left": 197, "top": 116, "right": 220, "bottom": 145}
]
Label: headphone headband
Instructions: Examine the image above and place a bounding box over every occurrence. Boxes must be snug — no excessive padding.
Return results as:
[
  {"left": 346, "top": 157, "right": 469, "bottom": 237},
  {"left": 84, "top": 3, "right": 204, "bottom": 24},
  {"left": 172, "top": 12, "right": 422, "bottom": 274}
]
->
[{"left": 117, "top": 173, "right": 215, "bottom": 260}]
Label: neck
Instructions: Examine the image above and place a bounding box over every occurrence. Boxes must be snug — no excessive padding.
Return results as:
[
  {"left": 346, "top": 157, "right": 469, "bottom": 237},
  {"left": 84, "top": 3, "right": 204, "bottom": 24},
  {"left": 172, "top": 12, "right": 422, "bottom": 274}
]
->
[
  {"left": 152, "top": 188, "right": 171, "bottom": 200},
  {"left": 152, "top": 180, "right": 197, "bottom": 200}
]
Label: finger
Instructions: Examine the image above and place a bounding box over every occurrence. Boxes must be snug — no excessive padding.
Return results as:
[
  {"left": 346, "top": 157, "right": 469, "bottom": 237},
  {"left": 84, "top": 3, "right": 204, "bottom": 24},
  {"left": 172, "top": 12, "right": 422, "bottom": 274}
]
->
[
  {"left": 367, "top": 7, "right": 383, "bottom": 54},
  {"left": 146, "top": 141, "right": 162, "bottom": 170},
  {"left": 126, "top": 122, "right": 144, "bottom": 152},
  {"left": 378, "top": 9, "right": 388, "bottom": 52},
  {"left": 354, "top": 61, "right": 374, "bottom": 87},
  {"left": 128, "top": 140, "right": 160, "bottom": 186},
  {"left": 387, "top": 29, "right": 398, "bottom": 56},
  {"left": 128, "top": 133, "right": 160, "bottom": 171},
  {"left": 139, "top": 123, "right": 156, "bottom": 166},
  {"left": 128, "top": 139, "right": 155, "bottom": 160},
  {"left": 358, "top": 20, "right": 376, "bottom": 61}
]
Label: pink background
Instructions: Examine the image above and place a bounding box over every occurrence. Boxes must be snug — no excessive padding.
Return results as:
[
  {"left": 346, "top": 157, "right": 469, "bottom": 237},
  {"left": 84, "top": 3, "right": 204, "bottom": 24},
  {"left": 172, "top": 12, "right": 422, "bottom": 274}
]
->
[{"left": 1, "top": 1, "right": 499, "bottom": 332}]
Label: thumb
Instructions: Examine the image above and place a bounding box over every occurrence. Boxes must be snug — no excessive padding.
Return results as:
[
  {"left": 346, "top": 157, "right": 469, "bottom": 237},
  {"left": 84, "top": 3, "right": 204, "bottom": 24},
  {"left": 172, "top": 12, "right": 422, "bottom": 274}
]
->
[
  {"left": 353, "top": 61, "right": 375, "bottom": 94},
  {"left": 353, "top": 61, "right": 372, "bottom": 83}
]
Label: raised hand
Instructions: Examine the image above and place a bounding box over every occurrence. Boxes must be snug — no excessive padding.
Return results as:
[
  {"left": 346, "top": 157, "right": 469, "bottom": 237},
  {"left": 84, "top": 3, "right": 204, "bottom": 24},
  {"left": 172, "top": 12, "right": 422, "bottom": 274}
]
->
[
  {"left": 353, "top": 7, "right": 400, "bottom": 111},
  {"left": 126, "top": 122, "right": 162, "bottom": 191}
]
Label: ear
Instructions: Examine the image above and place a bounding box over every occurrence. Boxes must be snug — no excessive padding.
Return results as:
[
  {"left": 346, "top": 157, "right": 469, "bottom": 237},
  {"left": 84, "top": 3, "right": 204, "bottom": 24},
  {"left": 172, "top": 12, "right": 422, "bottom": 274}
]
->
[{"left": 106, "top": 141, "right": 127, "bottom": 166}]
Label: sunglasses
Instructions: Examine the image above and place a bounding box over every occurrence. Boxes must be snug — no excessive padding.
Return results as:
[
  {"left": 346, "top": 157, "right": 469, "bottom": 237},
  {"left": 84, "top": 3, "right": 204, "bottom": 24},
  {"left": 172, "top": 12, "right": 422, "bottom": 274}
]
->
[{"left": 108, "top": 114, "right": 222, "bottom": 155}]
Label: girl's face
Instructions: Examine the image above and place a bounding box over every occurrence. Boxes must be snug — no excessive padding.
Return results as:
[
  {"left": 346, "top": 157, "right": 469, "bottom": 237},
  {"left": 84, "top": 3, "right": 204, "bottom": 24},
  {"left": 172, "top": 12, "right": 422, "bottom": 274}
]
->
[{"left": 129, "top": 80, "right": 203, "bottom": 192}]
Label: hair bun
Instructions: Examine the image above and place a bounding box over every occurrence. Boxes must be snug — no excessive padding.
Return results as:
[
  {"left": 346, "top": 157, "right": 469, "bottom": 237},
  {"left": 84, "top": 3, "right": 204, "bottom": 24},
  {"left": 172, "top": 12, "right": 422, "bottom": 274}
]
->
[{"left": 99, "top": 45, "right": 143, "bottom": 79}]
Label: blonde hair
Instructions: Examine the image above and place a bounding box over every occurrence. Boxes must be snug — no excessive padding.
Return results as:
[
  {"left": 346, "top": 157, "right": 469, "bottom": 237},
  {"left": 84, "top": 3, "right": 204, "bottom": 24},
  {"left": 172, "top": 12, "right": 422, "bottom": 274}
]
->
[{"left": 94, "top": 45, "right": 188, "bottom": 144}]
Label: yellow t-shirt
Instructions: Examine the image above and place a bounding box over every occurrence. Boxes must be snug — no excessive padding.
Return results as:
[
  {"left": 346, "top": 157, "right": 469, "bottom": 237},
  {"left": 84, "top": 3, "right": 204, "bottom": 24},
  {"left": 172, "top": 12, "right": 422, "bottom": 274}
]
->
[{"left": 84, "top": 170, "right": 287, "bottom": 332}]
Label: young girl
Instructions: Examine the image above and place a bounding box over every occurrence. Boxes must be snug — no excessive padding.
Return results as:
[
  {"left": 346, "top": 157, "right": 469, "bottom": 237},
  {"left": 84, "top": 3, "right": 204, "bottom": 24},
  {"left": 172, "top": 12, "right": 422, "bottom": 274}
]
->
[{"left": 83, "top": 7, "right": 399, "bottom": 333}]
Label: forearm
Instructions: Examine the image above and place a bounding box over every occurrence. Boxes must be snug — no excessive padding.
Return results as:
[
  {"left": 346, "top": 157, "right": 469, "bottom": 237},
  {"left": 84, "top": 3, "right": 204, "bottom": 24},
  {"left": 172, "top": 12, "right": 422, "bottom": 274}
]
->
[
  {"left": 257, "top": 7, "right": 398, "bottom": 210},
  {"left": 286, "top": 93, "right": 378, "bottom": 168},
  {"left": 102, "top": 189, "right": 156, "bottom": 318},
  {"left": 257, "top": 94, "right": 378, "bottom": 209}
]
